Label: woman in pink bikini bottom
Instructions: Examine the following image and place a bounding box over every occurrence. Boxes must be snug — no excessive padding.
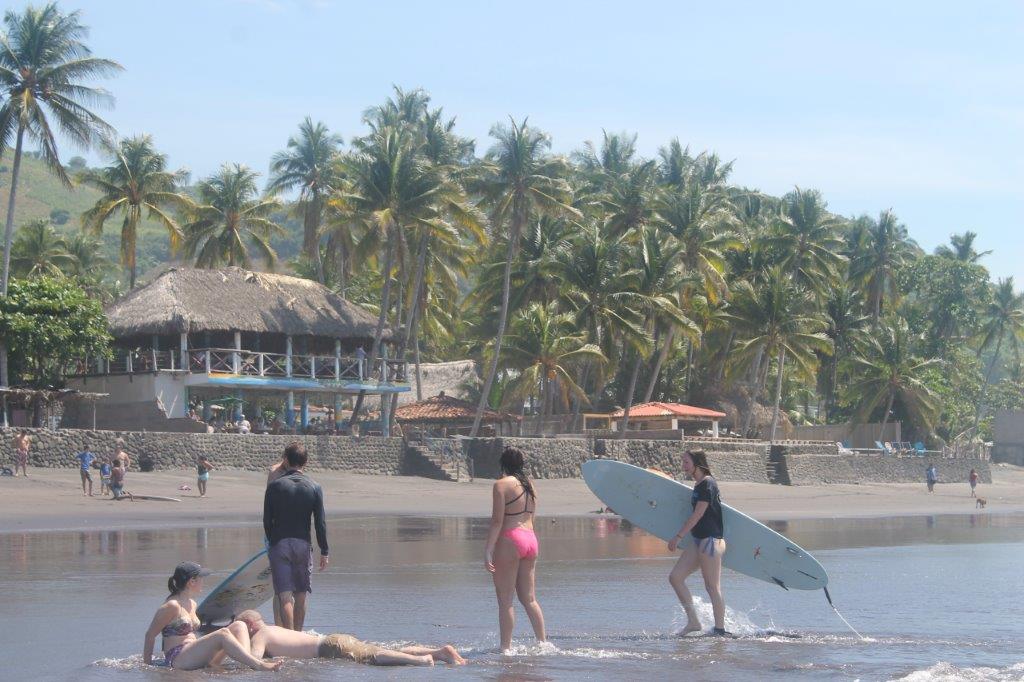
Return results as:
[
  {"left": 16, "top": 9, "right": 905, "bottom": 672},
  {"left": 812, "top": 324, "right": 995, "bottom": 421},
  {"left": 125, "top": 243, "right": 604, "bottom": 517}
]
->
[{"left": 485, "top": 446, "right": 546, "bottom": 651}]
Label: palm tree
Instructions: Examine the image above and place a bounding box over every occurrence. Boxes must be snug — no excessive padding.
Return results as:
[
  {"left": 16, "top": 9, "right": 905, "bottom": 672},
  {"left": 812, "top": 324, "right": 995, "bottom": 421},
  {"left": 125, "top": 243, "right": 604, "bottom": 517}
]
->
[
  {"left": 618, "top": 225, "right": 698, "bottom": 434},
  {"left": 267, "top": 117, "right": 343, "bottom": 284},
  {"left": 10, "top": 218, "right": 73, "bottom": 277},
  {"left": 470, "top": 118, "right": 578, "bottom": 435},
  {"left": 822, "top": 282, "right": 869, "bottom": 421},
  {"left": 78, "top": 135, "right": 189, "bottom": 288},
  {"left": 974, "top": 278, "right": 1024, "bottom": 428},
  {"left": 502, "top": 303, "right": 607, "bottom": 419},
  {"left": 63, "top": 232, "right": 109, "bottom": 296},
  {"left": 726, "top": 270, "right": 831, "bottom": 440},
  {"left": 0, "top": 2, "right": 121, "bottom": 391},
  {"left": 849, "top": 210, "right": 917, "bottom": 320},
  {"left": 848, "top": 318, "right": 940, "bottom": 440},
  {"left": 935, "top": 230, "right": 990, "bottom": 263},
  {"left": 760, "top": 188, "right": 845, "bottom": 297},
  {"left": 340, "top": 123, "right": 479, "bottom": 378},
  {"left": 182, "top": 164, "right": 283, "bottom": 269}
]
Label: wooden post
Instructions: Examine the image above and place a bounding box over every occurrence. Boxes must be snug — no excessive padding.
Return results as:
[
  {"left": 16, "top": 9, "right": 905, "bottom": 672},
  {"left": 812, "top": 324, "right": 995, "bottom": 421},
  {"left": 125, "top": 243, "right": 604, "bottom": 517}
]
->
[
  {"left": 258, "top": 353, "right": 265, "bottom": 376},
  {"left": 300, "top": 394, "right": 309, "bottom": 429},
  {"left": 311, "top": 356, "right": 316, "bottom": 379},
  {"left": 180, "top": 332, "right": 188, "bottom": 372},
  {"left": 712, "top": 420, "right": 720, "bottom": 438},
  {"left": 334, "top": 340, "right": 341, "bottom": 380},
  {"left": 205, "top": 350, "right": 211, "bottom": 374},
  {"left": 233, "top": 331, "right": 242, "bottom": 374},
  {"left": 286, "top": 335, "right": 293, "bottom": 377}
]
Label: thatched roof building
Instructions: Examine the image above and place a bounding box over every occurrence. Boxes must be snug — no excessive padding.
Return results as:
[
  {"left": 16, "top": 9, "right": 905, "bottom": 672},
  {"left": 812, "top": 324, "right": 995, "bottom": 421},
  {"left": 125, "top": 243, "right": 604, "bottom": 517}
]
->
[{"left": 105, "top": 267, "right": 389, "bottom": 343}]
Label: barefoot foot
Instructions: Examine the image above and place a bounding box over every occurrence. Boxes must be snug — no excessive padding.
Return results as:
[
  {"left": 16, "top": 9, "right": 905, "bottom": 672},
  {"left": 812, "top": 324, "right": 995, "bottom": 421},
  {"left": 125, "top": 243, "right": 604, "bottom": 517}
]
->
[
  {"left": 261, "top": 659, "right": 283, "bottom": 671},
  {"left": 679, "top": 621, "right": 702, "bottom": 636},
  {"left": 433, "top": 645, "right": 466, "bottom": 665}
]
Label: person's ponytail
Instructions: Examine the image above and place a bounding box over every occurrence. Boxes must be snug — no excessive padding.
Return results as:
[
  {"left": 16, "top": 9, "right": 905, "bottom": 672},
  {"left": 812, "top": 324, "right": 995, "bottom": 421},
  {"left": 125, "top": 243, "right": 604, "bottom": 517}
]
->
[{"left": 168, "top": 576, "right": 178, "bottom": 595}]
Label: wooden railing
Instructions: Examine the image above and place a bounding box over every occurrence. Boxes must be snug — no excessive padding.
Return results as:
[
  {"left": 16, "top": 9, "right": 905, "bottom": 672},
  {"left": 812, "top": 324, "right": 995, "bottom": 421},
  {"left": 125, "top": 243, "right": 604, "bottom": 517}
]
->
[{"left": 69, "top": 346, "right": 409, "bottom": 384}]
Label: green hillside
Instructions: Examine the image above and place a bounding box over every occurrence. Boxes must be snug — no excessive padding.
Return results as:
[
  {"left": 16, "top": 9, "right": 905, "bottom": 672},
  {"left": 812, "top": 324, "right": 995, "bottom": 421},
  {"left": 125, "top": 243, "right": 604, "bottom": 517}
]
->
[{"left": 0, "top": 154, "right": 303, "bottom": 281}]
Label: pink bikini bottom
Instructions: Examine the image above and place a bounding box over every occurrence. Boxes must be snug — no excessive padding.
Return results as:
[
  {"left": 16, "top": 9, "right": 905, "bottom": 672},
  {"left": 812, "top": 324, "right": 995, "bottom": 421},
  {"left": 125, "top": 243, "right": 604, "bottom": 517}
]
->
[{"left": 501, "top": 527, "right": 539, "bottom": 559}]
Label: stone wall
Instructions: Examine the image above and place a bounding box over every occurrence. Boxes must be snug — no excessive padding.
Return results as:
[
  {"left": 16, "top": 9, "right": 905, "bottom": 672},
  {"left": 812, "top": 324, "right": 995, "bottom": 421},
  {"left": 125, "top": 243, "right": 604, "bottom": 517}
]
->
[
  {"left": 464, "top": 436, "right": 769, "bottom": 482},
  {"left": 783, "top": 453, "right": 992, "bottom": 485},
  {"left": 0, "top": 428, "right": 405, "bottom": 476}
]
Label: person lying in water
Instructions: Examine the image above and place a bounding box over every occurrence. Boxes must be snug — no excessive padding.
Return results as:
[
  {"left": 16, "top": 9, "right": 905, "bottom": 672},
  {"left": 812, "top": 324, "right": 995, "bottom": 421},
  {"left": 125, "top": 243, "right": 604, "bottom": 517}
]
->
[{"left": 231, "top": 610, "right": 466, "bottom": 667}]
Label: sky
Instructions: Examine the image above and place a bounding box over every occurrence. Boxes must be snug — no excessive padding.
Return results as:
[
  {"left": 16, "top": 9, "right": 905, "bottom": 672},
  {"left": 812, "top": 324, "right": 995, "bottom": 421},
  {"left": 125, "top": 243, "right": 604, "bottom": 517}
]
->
[{"left": 37, "top": 0, "right": 1024, "bottom": 282}]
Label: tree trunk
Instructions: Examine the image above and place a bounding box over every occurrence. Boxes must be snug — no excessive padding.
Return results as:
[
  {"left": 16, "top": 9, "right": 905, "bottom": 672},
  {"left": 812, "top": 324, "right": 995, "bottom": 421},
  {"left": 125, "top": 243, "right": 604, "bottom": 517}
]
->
[
  {"left": 714, "top": 330, "right": 735, "bottom": 383},
  {"left": 618, "top": 352, "right": 645, "bottom": 438},
  {"left": 413, "top": 335, "right": 423, "bottom": 401},
  {"left": 684, "top": 339, "right": 696, "bottom": 401},
  {"left": 974, "top": 332, "right": 1004, "bottom": 430},
  {"left": 643, "top": 327, "right": 673, "bottom": 403},
  {"left": 1, "top": 124, "right": 26, "bottom": 389},
  {"left": 354, "top": 230, "right": 396, "bottom": 427},
  {"left": 368, "top": 234, "right": 396, "bottom": 369},
  {"left": 827, "top": 351, "right": 840, "bottom": 422},
  {"left": 878, "top": 390, "right": 896, "bottom": 442},
  {"left": 471, "top": 228, "right": 518, "bottom": 436},
  {"left": 742, "top": 344, "right": 767, "bottom": 436},
  {"left": 2, "top": 124, "right": 25, "bottom": 295},
  {"left": 768, "top": 348, "right": 787, "bottom": 441},
  {"left": 873, "top": 285, "right": 882, "bottom": 321}
]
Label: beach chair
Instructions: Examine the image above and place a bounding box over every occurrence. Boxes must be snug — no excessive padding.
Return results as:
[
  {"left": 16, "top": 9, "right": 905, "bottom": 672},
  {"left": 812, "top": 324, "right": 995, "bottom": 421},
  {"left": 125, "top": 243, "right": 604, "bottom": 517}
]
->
[
  {"left": 874, "top": 440, "right": 888, "bottom": 454},
  {"left": 883, "top": 441, "right": 896, "bottom": 455},
  {"left": 914, "top": 441, "right": 926, "bottom": 455},
  {"left": 900, "top": 441, "right": 913, "bottom": 453},
  {"left": 835, "top": 441, "right": 853, "bottom": 454}
]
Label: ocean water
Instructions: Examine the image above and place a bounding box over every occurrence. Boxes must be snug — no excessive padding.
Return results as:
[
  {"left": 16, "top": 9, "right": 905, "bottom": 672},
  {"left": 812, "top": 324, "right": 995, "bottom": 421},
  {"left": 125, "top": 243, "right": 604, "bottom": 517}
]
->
[{"left": 3, "top": 513, "right": 1023, "bottom": 681}]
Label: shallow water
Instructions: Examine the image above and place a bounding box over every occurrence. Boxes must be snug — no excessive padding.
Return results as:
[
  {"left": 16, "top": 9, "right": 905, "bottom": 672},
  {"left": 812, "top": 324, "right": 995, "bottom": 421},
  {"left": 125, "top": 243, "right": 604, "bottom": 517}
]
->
[{"left": 3, "top": 513, "right": 1023, "bottom": 681}]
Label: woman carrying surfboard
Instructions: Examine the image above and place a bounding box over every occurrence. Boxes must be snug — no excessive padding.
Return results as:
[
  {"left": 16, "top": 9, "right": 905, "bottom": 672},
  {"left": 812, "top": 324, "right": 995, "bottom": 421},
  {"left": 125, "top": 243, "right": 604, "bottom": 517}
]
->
[
  {"left": 668, "top": 449, "right": 729, "bottom": 636},
  {"left": 484, "top": 446, "right": 547, "bottom": 652}
]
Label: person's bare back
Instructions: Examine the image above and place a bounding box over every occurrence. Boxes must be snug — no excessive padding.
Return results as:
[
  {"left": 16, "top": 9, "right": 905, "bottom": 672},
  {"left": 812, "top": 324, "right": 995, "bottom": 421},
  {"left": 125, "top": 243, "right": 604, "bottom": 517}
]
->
[{"left": 252, "top": 624, "right": 320, "bottom": 659}]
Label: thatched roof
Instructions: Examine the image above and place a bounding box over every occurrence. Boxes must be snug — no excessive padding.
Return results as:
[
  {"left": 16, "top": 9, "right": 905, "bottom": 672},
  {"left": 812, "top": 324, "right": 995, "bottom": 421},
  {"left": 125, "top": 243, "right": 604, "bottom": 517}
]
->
[
  {"left": 395, "top": 392, "right": 516, "bottom": 424},
  {"left": 105, "top": 267, "right": 389, "bottom": 340},
  {"left": 399, "top": 360, "right": 479, "bottom": 405}
]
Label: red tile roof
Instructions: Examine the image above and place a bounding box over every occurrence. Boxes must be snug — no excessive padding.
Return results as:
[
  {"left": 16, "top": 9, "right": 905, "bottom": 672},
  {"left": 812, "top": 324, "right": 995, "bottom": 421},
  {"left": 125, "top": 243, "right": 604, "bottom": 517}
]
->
[
  {"left": 394, "top": 392, "right": 518, "bottom": 423},
  {"left": 609, "top": 402, "right": 726, "bottom": 419}
]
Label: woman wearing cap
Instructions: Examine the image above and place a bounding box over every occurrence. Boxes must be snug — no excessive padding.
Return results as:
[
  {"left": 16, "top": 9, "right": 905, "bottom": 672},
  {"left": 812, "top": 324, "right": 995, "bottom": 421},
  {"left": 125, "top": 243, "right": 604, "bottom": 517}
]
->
[
  {"left": 667, "top": 449, "right": 729, "bottom": 636},
  {"left": 143, "top": 561, "right": 282, "bottom": 671}
]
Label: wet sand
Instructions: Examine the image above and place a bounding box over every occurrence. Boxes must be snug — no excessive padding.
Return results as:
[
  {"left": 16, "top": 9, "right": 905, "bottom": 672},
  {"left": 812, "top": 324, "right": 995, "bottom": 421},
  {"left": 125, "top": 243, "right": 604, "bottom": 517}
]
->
[{"left": 2, "top": 464, "right": 1021, "bottom": 532}]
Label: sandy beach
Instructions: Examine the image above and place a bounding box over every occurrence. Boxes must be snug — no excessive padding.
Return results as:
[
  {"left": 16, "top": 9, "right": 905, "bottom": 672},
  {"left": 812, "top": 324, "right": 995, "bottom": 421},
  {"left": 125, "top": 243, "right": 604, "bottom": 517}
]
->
[{"left": 2, "top": 464, "right": 1021, "bottom": 533}]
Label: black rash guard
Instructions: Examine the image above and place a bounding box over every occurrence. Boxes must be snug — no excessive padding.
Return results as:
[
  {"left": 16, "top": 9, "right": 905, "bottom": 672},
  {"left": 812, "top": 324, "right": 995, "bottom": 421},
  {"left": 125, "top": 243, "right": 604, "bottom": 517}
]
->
[
  {"left": 690, "top": 476, "right": 724, "bottom": 540},
  {"left": 263, "top": 469, "right": 329, "bottom": 556}
]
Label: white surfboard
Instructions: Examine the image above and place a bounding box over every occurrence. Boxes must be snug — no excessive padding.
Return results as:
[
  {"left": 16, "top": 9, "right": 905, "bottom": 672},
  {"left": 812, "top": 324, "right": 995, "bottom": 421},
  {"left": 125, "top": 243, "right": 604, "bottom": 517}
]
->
[
  {"left": 197, "top": 549, "right": 273, "bottom": 625},
  {"left": 582, "top": 460, "right": 828, "bottom": 591}
]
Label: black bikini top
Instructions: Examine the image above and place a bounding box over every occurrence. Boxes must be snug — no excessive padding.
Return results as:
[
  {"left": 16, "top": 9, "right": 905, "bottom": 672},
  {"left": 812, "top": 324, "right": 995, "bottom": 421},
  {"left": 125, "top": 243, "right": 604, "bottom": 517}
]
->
[{"left": 504, "top": 485, "right": 534, "bottom": 516}]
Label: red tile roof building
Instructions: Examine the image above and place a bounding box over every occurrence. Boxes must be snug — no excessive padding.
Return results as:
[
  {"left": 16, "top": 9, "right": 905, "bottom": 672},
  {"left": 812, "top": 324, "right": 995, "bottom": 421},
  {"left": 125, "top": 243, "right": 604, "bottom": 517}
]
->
[{"left": 609, "top": 402, "right": 726, "bottom": 420}]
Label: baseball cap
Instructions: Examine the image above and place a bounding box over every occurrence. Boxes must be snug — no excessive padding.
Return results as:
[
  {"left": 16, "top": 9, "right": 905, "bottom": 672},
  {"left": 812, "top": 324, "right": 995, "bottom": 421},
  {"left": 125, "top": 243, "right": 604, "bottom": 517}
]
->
[{"left": 173, "top": 561, "right": 211, "bottom": 584}]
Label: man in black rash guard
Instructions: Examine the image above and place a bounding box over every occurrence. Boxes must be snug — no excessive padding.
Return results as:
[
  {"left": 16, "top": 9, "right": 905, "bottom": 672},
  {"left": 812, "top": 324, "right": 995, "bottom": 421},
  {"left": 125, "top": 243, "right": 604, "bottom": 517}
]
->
[{"left": 263, "top": 442, "right": 329, "bottom": 631}]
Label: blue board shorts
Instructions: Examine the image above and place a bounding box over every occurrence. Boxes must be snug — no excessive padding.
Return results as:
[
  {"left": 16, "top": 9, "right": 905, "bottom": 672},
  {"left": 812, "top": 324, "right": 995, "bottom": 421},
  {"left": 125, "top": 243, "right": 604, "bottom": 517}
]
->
[{"left": 269, "top": 538, "right": 313, "bottom": 594}]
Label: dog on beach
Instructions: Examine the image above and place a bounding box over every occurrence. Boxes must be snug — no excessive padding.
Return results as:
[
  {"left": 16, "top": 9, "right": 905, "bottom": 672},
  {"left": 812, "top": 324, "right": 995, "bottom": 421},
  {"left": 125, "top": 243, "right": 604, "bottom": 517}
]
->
[{"left": 975, "top": 497, "right": 987, "bottom": 509}]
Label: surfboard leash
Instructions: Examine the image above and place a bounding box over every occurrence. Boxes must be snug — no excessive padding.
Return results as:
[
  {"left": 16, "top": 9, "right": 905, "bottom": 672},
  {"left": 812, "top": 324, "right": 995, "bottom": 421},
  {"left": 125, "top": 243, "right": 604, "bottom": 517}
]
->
[{"left": 823, "top": 587, "right": 867, "bottom": 641}]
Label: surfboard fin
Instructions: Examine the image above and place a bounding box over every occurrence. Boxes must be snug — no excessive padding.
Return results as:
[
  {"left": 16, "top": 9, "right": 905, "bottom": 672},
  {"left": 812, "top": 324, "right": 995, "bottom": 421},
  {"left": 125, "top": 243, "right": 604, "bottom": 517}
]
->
[{"left": 772, "top": 577, "right": 788, "bottom": 590}]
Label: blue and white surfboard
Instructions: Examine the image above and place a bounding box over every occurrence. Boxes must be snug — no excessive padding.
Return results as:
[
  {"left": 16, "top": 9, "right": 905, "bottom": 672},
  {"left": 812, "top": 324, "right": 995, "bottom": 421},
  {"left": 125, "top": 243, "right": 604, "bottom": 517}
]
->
[{"left": 583, "top": 459, "right": 828, "bottom": 591}]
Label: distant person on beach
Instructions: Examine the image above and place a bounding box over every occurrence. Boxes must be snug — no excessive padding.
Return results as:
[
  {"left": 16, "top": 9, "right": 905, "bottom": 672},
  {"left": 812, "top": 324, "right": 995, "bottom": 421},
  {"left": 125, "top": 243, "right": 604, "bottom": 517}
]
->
[
  {"left": 926, "top": 464, "right": 938, "bottom": 493},
  {"left": 264, "top": 442, "right": 329, "bottom": 631},
  {"left": 99, "top": 456, "right": 112, "bottom": 496},
  {"left": 238, "top": 415, "right": 251, "bottom": 434},
  {"left": 196, "top": 455, "right": 215, "bottom": 497},
  {"left": 668, "top": 449, "right": 729, "bottom": 637},
  {"left": 143, "top": 561, "right": 281, "bottom": 671},
  {"left": 110, "top": 460, "right": 132, "bottom": 500},
  {"left": 969, "top": 468, "right": 979, "bottom": 497},
  {"left": 76, "top": 448, "right": 96, "bottom": 496},
  {"left": 113, "top": 438, "right": 132, "bottom": 471},
  {"left": 232, "top": 610, "right": 465, "bottom": 666},
  {"left": 485, "top": 446, "right": 546, "bottom": 652},
  {"left": 13, "top": 430, "right": 30, "bottom": 477}
]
